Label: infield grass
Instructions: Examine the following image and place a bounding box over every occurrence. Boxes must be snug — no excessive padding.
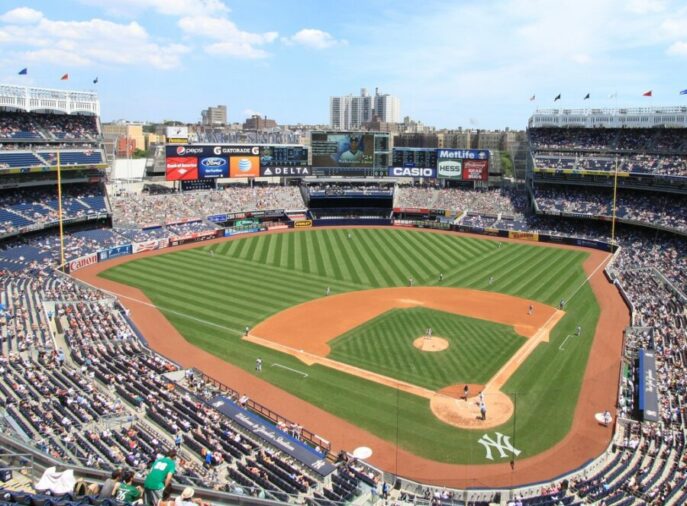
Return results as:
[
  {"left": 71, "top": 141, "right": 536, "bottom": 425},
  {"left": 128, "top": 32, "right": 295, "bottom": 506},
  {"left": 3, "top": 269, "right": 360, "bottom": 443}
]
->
[
  {"left": 329, "top": 307, "right": 525, "bottom": 389},
  {"left": 100, "top": 228, "right": 600, "bottom": 466}
]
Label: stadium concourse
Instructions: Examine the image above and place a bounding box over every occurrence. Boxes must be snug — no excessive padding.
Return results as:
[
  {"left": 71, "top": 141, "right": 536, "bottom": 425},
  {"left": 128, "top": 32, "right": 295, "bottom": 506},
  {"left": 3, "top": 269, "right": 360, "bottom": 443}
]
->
[{"left": 0, "top": 106, "right": 685, "bottom": 505}]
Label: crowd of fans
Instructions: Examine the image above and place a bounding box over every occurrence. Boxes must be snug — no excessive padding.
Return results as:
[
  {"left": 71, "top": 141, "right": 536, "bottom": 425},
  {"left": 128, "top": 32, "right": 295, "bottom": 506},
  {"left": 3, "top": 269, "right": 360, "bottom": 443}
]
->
[
  {"left": 0, "top": 112, "right": 99, "bottom": 142},
  {"left": 395, "top": 186, "right": 529, "bottom": 216},
  {"left": 111, "top": 186, "right": 305, "bottom": 228},
  {"left": 530, "top": 127, "right": 687, "bottom": 176},
  {"left": 534, "top": 186, "right": 687, "bottom": 233}
]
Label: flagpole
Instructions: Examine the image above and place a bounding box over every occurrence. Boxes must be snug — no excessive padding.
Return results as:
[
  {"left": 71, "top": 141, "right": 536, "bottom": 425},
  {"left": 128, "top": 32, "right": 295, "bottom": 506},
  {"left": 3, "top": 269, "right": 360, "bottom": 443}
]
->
[{"left": 56, "top": 150, "right": 66, "bottom": 269}]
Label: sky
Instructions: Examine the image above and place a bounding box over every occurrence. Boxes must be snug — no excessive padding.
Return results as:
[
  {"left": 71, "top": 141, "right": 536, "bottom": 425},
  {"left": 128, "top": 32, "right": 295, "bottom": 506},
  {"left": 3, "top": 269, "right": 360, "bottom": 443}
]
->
[{"left": 1, "top": 0, "right": 687, "bottom": 129}]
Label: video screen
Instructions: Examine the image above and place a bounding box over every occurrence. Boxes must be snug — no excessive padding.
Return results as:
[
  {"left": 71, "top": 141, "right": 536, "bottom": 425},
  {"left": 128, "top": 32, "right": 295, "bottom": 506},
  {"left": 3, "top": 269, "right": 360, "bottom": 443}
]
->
[{"left": 311, "top": 133, "right": 375, "bottom": 167}]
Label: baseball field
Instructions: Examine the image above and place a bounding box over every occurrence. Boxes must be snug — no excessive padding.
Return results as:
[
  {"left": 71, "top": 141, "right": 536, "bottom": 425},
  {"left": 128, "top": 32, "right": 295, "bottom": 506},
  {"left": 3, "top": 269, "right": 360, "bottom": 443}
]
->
[{"left": 93, "top": 227, "right": 607, "bottom": 470}]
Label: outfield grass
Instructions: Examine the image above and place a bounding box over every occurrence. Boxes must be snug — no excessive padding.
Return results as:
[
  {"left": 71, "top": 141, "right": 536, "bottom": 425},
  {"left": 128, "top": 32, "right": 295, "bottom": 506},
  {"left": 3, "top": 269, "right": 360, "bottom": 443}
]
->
[
  {"left": 328, "top": 307, "right": 525, "bottom": 390},
  {"left": 100, "top": 228, "right": 600, "bottom": 465}
]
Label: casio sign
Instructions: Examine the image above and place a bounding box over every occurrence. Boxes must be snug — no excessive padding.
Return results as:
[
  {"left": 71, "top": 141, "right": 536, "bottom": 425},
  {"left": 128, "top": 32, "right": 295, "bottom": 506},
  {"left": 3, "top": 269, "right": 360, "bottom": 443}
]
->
[
  {"left": 200, "top": 157, "right": 227, "bottom": 168},
  {"left": 390, "top": 167, "right": 435, "bottom": 177}
]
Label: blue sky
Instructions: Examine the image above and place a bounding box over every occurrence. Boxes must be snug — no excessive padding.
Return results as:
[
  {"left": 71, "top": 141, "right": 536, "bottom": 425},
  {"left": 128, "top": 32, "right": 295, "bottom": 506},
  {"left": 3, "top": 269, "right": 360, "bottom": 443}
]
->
[{"left": 1, "top": 0, "right": 687, "bottom": 129}]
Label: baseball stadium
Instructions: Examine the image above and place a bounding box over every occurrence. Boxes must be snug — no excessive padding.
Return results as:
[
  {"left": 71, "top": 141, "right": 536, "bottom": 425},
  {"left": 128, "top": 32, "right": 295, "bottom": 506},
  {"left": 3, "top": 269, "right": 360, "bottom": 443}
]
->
[{"left": 0, "top": 82, "right": 684, "bottom": 506}]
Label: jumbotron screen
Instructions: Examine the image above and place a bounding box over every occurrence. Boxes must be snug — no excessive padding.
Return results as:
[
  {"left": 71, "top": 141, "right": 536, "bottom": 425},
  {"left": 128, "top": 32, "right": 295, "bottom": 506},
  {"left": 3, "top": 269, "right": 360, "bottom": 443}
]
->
[{"left": 311, "top": 132, "right": 375, "bottom": 168}]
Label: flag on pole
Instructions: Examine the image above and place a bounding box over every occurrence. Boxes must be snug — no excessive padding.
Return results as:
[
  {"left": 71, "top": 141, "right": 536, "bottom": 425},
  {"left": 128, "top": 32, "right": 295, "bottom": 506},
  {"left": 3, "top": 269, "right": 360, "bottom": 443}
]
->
[
  {"left": 554, "top": 94, "right": 561, "bottom": 101},
  {"left": 680, "top": 89, "right": 687, "bottom": 95},
  {"left": 583, "top": 93, "right": 590, "bottom": 100},
  {"left": 529, "top": 94, "right": 535, "bottom": 101},
  {"left": 93, "top": 77, "right": 98, "bottom": 84},
  {"left": 642, "top": 90, "right": 652, "bottom": 97},
  {"left": 60, "top": 73, "right": 69, "bottom": 81},
  {"left": 18, "top": 68, "right": 27, "bottom": 75}
]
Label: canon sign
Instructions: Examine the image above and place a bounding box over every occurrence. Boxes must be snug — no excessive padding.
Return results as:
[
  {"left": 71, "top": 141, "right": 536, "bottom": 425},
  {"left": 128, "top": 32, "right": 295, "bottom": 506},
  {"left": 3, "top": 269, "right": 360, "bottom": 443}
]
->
[{"left": 388, "top": 167, "right": 437, "bottom": 178}]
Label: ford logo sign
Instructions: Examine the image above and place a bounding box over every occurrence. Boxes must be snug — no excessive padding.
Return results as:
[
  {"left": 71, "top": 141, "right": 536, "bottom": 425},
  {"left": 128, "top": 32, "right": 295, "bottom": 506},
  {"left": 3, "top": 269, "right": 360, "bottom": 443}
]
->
[
  {"left": 200, "top": 157, "right": 227, "bottom": 168},
  {"left": 238, "top": 158, "right": 252, "bottom": 172}
]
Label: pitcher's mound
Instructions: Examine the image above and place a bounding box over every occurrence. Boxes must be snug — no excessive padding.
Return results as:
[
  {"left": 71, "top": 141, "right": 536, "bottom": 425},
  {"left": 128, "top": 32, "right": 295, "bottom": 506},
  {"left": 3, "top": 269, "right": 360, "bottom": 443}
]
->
[
  {"left": 430, "top": 385, "right": 514, "bottom": 429},
  {"left": 413, "top": 336, "right": 449, "bottom": 352}
]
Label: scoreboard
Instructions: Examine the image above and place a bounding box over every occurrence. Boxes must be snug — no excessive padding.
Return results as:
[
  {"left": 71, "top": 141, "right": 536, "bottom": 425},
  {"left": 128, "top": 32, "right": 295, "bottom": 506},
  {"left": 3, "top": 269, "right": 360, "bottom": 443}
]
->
[
  {"left": 392, "top": 148, "right": 437, "bottom": 169},
  {"left": 260, "top": 146, "right": 308, "bottom": 167}
]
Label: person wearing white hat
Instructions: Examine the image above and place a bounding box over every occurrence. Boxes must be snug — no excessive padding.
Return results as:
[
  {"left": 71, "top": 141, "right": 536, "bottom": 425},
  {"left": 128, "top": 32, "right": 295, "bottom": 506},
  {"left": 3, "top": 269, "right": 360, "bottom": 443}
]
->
[{"left": 175, "top": 487, "right": 209, "bottom": 506}]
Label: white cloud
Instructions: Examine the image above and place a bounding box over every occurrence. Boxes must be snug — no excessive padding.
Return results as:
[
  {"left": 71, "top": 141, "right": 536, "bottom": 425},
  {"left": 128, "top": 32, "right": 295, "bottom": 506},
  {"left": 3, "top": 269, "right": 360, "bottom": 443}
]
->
[
  {"left": 179, "top": 16, "right": 278, "bottom": 59},
  {"left": 0, "top": 7, "right": 43, "bottom": 24},
  {"left": 78, "top": 0, "right": 229, "bottom": 17},
  {"left": 243, "top": 109, "right": 263, "bottom": 117},
  {"left": 0, "top": 8, "right": 190, "bottom": 69},
  {"left": 626, "top": 0, "right": 668, "bottom": 14},
  {"left": 283, "top": 29, "right": 344, "bottom": 49},
  {"left": 667, "top": 41, "right": 687, "bottom": 56}
]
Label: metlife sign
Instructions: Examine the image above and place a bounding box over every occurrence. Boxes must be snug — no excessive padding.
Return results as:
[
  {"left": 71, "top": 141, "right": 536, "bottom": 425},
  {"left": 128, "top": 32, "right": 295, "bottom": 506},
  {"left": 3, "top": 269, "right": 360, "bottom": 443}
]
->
[
  {"left": 388, "top": 167, "right": 437, "bottom": 178},
  {"left": 436, "top": 149, "right": 490, "bottom": 160}
]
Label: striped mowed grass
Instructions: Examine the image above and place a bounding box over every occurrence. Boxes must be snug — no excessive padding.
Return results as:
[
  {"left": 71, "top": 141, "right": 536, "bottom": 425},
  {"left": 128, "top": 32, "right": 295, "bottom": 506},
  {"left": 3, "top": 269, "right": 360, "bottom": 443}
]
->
[
  {"left": 100, "top": 228, "right": 600, "bottom": 463},
  {"left": 328, "top": 307, "right": 524, "bottom": 390}
]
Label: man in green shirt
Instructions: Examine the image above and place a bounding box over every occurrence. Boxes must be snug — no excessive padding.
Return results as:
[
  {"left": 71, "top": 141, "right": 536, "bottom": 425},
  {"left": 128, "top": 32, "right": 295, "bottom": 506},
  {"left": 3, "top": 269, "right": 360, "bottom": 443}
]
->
[
  {"left": 143, "top": 449, "right": 176, "bottom": 506},
  {"left": 116, "top": 470, "right": 143, "bottom": 504}
]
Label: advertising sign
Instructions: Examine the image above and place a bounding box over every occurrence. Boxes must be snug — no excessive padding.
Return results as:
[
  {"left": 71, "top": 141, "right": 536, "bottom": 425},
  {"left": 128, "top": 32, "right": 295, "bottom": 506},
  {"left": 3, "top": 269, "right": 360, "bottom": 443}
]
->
[
  {"left": 165, "top": 145, "right": 260, "bottom": 157},
  {"left": 436, "top": 149, "right": 490, "bottom": 160},
  {"left": 388, "top": 167, "right": 437, "bottom": 178},
  {"left": 210, "top": 395, "right": 335, "bottom": 477},
  {"left": 166, "top": 157, "right": 198, "bottom": 180},
  {"left": 98, "top": 244, "right": 133, "bottom": 262},
  {"left": 229, "top": 156, "right": 260, "bottom": 178},
  {"left": 198, "top": 157, "right": 229, "bottom": 178},
  {"left": 260, "top": 166, "right": 311, "bottom": 177},
  {"left": 294, "top": 220, "right": 313, "bottom": 228},
  {"left": 638, "top": 349, "right": 659, "bottom": 422},
  {"left": 68, "top": 253, "right": 98, "bottom": 272},
  {"left": 437, "top": 159, "right": 462, "bottom": 179},
  {"left": 132, "top": 239, "right": 169, "bottom": 253},
  {"left": 462, "top": 160, "right": 489, "bottom": 181},
  {"left": 508, "top": 231, "right": 539, "bottom": 242}
]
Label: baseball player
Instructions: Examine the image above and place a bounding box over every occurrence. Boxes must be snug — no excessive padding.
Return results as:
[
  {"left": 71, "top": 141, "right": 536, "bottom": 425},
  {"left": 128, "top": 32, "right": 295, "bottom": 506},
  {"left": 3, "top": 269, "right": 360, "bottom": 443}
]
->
[
  {"left": 528, "top": 304, "right": 534, "bottom": 316},
  {"left": 427, "top": 327, "right": 433, "bottom": 338},
  {"left": 255, "top": 358, "right": 262, "bottom": 372},
  {"left": 244, "top": 325, "right": 250, "bottom": 336},
  {"left": 463, "top": 384, "right": 469, "bottom": 401},
  {"left": 489, "top": 275, "right": 494, "bottom": 286},
  {"left": 480, "top": 401, "right": 487, "bottom": 420},
  {"left": 576, "top": 325, "right": 582, "bottom": 336},
  {"left": 326, "top": 287, "right": 331, "bottom": 296},
  {"left": 439, "top": 272, "right": 444, "bottom": 282}
]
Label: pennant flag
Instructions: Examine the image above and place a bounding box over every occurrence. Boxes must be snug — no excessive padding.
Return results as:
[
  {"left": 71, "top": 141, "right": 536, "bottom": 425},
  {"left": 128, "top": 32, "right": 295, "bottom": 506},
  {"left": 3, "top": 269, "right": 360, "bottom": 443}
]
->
[
  {"left": 680, "top": 89, "right": 687, "bottom": 95},
  {"left": 554, "top": 94, "right": 561, "bottom": 101},
  {"left": 609, "top": 92, "right": 617, "bottom": 99},
  {"left": 60, "top": 73, "right": 69, "bottom": 81},
  {"left": 642, "top": 90, "right": 652, "bottom": 97},
  {"left": 529, "top": 94, "right": 535, "bottom": 101},
  {"left": 93, "top": 77, "right": 98, "bottom": 84},
  {"left": 18, "top": 68, "right": 27, "bottom": 75},
  {"left": 583, "top": 93, "right": 590, "bottom": 100}
]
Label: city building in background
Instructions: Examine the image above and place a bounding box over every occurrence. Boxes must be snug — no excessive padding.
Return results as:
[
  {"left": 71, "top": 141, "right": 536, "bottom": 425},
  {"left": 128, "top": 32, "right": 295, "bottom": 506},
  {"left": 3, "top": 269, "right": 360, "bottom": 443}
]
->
[
  {"left": 201, "top": 105, "right": 228, "bottom": 126},
  {"left": 330, "top": 88, "right": 399, "bottom": 130},
  {"left": 243, "top": 115, "right": 278, "bottom": 131}
]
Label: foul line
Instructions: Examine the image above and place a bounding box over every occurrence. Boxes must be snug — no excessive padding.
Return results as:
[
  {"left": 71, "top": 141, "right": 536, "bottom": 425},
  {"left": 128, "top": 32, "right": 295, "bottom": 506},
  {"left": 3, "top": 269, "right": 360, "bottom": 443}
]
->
[
  {"left": 558, "top": 334, "right": 576, "bottom": 351},
  {"left": 72, "top": 280, "right": 245, "bottom": 336},
  {"left": 272, "top": 363, "right": 308, "bottom": 378}
]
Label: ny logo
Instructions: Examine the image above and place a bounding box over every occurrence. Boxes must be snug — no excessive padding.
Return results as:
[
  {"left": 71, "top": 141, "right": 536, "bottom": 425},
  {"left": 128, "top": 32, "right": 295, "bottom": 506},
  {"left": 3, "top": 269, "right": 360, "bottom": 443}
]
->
[{"left": 478, "top": 432, "right": 522, "bottom": 461}]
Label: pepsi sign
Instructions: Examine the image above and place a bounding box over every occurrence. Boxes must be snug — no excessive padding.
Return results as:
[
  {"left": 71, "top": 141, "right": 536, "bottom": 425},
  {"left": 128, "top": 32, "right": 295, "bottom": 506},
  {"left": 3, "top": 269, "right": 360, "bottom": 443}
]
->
[{"left": 198, "top": 157, "right": 229, "bottom": 178}]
